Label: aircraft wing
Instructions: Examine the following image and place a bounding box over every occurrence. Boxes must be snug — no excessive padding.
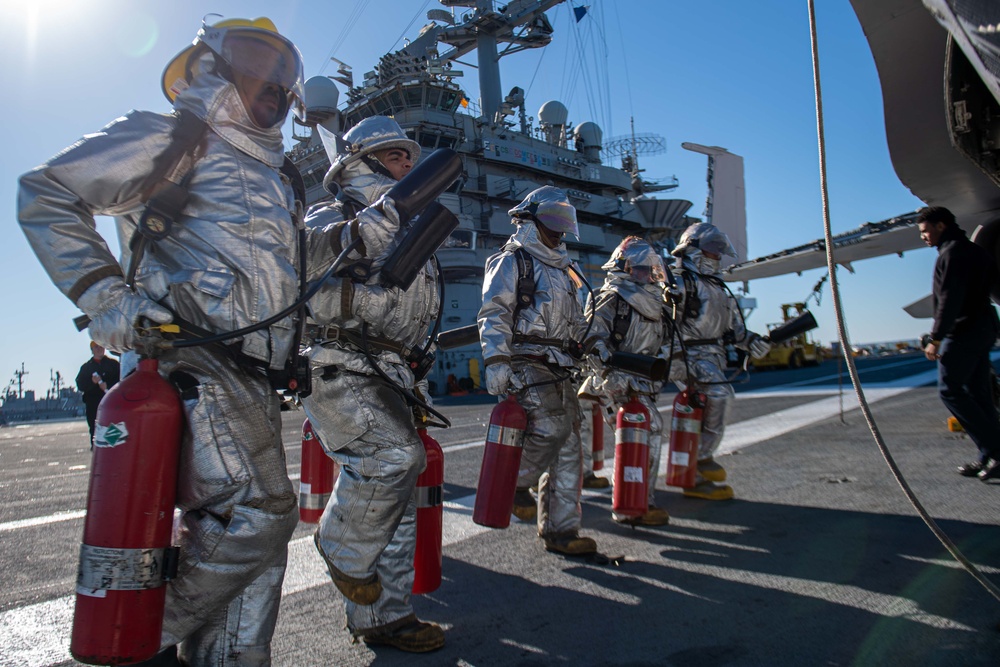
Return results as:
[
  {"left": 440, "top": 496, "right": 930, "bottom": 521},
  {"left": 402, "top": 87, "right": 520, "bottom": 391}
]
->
[
  {"left": 721, "top": 213, "right": 921, "bottom": 282},
  {"left": 726, "top": 0, "right": 1000, "bottom": 286}
]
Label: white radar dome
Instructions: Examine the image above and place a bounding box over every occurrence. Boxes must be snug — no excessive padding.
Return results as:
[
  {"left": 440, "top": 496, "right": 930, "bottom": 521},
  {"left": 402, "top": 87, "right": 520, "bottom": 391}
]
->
[
  {"left": 538, "top": 100, "right": 568, "bottom": 126},
  {"left": 304, "top": 76, "right": 340, "bottom": 122},
  {"left": 573, "top": 121, "right": 603, "bottom": 146}
]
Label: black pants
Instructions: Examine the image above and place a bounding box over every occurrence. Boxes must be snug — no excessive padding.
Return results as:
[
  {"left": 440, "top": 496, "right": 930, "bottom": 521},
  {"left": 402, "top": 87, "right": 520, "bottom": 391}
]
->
[
  {"left": 938, "top": 320, "right": 1000, "bottom": 463},
  {"left": 85, "top": 402, "right": 99, "bottom": 446}
]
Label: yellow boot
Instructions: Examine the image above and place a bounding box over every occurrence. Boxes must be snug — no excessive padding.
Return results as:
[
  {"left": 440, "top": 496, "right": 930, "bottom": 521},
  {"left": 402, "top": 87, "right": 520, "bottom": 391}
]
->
[
  {"left": 697, "top": 457, "right": 727, "bottom": 482},
  {"left": 683, "top": 480, "right": 734, "bottom": 500},
  {"left": 582, "top": 472, "right": 610, "bottom": 489},
  {"left": 615, "top": 506, "right": 670, "bottom": 526},
  {"left": 512, "top": 487, "right": 537, "bottom": 521},
  {"left": 543, "top": 532, "right": 598, "bottom": 555}
]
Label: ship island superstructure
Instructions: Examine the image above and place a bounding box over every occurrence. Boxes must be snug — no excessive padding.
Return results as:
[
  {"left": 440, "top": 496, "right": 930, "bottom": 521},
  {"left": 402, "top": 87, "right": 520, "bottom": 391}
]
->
[{"left": 288, "top": 0, "right": 702, "bottom": 396}]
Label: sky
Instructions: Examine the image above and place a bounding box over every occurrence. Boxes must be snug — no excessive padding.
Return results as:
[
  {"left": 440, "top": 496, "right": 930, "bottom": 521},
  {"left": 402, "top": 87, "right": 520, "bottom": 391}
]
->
[{"left": 0, "top": 0, "right": 930, "bottom": 396}]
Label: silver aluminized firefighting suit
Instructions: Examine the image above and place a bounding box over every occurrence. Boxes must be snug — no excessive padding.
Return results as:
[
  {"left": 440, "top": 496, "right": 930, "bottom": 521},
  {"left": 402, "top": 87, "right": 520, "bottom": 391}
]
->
[
  {"left": 667, "top": 248, "right": 767, "bottom": 467},
  {"left": 478, "top": 222, "right": 591, "bottom": 538},
  {"left": 580, "top": 271, "right": 669, "bottom": 512},
  {"left": 16, "top": 68, "right": 366, "bottom": 665},
  {"left": 302, "top": 157, "right": 439, "bottom": 638}
]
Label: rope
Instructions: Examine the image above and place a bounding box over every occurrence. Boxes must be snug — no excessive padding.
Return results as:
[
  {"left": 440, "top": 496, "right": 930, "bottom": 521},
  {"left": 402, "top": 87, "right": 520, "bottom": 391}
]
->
[{"left": 806, "top": 0, "right": 1000, "bottom": 604}]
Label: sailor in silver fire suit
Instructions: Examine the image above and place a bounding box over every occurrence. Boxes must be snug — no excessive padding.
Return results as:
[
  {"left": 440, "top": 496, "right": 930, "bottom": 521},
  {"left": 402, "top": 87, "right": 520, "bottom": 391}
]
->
[
  {"left": 666, "top": 223, "right": 770, "bottom": 500},
  {"left": 580, "top": 237, "right": 672, "bottom": 525},
  {"left": 16, "top": 18, "right": 392, "bottom": 666},
  {"left": 478, "top": 186, "right": 605, "bottom": 556},
  {"left": 302, "top": 116, "right": 445, "bottom": 652}
]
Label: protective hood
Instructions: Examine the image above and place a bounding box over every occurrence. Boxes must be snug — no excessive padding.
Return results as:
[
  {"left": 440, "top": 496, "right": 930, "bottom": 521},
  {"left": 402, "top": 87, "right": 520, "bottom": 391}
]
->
[
  {"left": 671, "top": 222, "right": 736, "bottom": 259},
  {"left": 601, "top": 236, "right": 666, "bottom": 284},
  {"left": 504, "top": 221, "right": 572, "bottom": 269},
  {"left": 321, "top": 117, "right": 420, "bottom": 192},
  {"left": 508, "top": 185, "right": 579, "bottom": 239},
  {"left": 173, "top": 65, "right": 286, "bottom": 167},
  {"left": 676, "top": 250, "right": 722, "bottom": 277},
  {"left": 602, "top": 274, "right": 665, "bottom": 320}
]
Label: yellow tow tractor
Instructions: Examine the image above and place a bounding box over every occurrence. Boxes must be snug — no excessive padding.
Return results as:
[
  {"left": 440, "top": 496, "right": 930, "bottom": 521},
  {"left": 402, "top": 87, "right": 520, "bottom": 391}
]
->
[{"left": 752, "top": 302, "right": 823, "bottom": 370}]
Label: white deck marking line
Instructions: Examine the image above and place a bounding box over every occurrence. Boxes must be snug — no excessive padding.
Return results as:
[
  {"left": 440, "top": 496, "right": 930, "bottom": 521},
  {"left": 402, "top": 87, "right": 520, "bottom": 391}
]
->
[
  {"left": 0, "top": 493, "right": 489, "bottom": 666},
  {"left": 0, "top": 376, "right": 944, "bottom": 666}
]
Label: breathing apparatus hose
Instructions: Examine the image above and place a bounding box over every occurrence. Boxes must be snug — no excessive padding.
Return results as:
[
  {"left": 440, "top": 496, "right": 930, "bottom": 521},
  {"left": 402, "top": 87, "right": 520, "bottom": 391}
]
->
[
  {"left": 664, "top": 270, "right": 750, "bottom": 389},
  {"left": 169, "top": 236, "right": 363, "bottom": 348},
  {"left": 356, "top": 253, "right": 450, "bottom": 429},
  {"left": 360, "top": 321, "right": 451, "bottom": 428},
  {"left": 517, "top": 261, "right": 594, "bottom": 392},
  {"left": 806, "top": 0, "right": 999, "bottom": 604},
  {"left": 72, "top": 236, "right": 363, "bottom": 344}
]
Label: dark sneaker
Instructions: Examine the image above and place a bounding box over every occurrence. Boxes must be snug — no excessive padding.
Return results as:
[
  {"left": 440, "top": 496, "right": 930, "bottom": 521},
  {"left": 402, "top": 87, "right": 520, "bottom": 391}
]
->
[
  {"left": 314, "top": 532, "right": 382, "bottom": 605},
  {"left": 362, "top": 617, "right": 445, "bottom": 653},
  {"left": 958, "top": 461, "right": 984, "bottom": 477},
  {"left": 978, "top": 458, "right": 1000, "bottom": 482},
  {"left": 543, "top": 532, "right": 598, "bottom": 555},
  {"left": 582, "top": 473, "right": 611, "bottom": 489}
]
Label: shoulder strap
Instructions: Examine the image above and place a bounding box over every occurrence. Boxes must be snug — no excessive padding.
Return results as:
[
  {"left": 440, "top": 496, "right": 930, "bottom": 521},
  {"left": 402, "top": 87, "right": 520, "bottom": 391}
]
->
[
  {"left": 513, "top": 248, "right": 535, "bottom": 324},
  {"left": 681, "top": 269, "right": 701, "bottom": 321},
  {"left": 280, "top": 158, "right": 306, "bottom": 212},
  {"left": 610, "top": 294, "right": 632, "bottom": 350},
  {"left": 334, "top": 190, "right": 364, "bottom": 221},
  {"left": 127, "top": 110, "right": 209, "bottom": 286}
]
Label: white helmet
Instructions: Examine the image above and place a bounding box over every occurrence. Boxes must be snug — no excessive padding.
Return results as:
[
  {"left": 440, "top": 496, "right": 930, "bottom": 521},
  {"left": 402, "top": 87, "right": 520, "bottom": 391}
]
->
[
  {"left": 322, "top": 116, "right": 421, "bottom": 190},
  {"left": 508, "top": 185, "right": 579, "bottom": 238},
  {"left": 602, "top": 236, "right": 666, "bottom": 283},
  {"left": 671, "top": 222, "right": 736, "bottom": 258}
]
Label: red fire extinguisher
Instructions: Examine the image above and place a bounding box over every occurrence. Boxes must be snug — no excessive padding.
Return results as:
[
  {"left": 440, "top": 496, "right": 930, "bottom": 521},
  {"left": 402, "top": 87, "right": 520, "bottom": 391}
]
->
[
  {"left": 299, "top": 419, "right": 339, "bottom": 524},
  {"left": 473, "top": 395, "right": 527, "bottom": 528},
  {"left": 665, "top": 389, "right": 705, "bottom": 488},
  {"left": 413, "top": 427, "right": 444, "bottom": 594},
  {"left": 71, "top": 358, "right": 184, "bottom": 666},
  {"left": 591, "top": 401, "right": 605, "bottom": 471},
  {"left": 613, "top": 397, "right": 651, "bottom": 517}
]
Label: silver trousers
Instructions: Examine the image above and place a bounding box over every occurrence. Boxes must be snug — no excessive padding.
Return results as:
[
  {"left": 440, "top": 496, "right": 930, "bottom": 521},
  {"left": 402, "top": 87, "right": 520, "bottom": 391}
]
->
[
  {"left": 511, "top": 360, "right": 583, "bottom": 537},
  {"left": 155, "top": 346, "right": 298, "bottom": 667},
  {"left": 303, "top": 370, "right": 424, "bottom": 634},
  {"left": 678, "top": 357, "right": 734, "bottom": 461}
]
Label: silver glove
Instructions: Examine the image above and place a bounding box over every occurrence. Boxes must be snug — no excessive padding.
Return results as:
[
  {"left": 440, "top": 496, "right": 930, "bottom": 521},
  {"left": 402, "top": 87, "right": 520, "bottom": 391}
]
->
[
  {"left": 748, "top": 334, "right": 772, "bottom": 360},
  {"left": 485, "top": 362, "right": 523, "bottom": 395},
  {"left": 76, "top": 276, "right": 173, "bottom": 354},
  {"left": 353, "top": 195, "right": 402, "bottom": 260}
]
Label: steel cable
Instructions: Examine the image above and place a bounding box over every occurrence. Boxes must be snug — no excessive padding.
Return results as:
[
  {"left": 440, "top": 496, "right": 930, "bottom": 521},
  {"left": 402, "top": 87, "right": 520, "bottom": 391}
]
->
[{"left": 806, "top": 0, "right": 1000, "bottom": 604}]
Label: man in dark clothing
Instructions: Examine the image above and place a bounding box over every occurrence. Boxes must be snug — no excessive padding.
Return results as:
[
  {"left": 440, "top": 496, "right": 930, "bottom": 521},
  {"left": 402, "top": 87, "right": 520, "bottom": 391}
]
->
[
  {"left": 75, "top": 341, "right": 120, "bottom": 445},
  {"left": 918, "top": 206, "right": 1000, "bottom": 481}
]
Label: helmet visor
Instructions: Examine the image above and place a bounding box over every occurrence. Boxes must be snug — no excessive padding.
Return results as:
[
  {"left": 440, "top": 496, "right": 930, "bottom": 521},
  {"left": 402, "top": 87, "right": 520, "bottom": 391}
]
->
[
  {"left": 626, "top": 262, "right": 667, "bottom": 284},
  {"left": 698, "top": 234, "right": 736, "bottom": 258},
  {"left": 535, "top": 204, "right": 579, "bottom": 238},
  {"left": 203, "top": 26, "right": 306, "bottom": 119}
]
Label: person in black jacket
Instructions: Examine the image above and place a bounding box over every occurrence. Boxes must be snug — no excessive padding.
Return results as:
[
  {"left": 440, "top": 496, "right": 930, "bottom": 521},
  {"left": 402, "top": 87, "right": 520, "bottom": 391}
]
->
[
  {"left": 75, "top": 341, "right": 120, "bottom": 445},
  {"left": 918, "top": 206, "right": 1000, "bottom": 481}
]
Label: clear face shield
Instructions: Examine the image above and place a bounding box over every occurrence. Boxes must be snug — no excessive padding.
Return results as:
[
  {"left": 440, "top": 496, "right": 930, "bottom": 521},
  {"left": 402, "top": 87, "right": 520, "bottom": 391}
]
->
[
  {"left": 604, "top": 237, "right": 666, "bottom": 283},
  {"left": 625, "top": 261, "right": 667, "bottom": 284},
  {"left": 199, "top": 25, "right": 306, "bottom": 122},
  {"left": 673, "top": 223, "right": 736, "bottom": 260},
  {"left": 510, "top": 186, "right": 579, "bottom": 239}
]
